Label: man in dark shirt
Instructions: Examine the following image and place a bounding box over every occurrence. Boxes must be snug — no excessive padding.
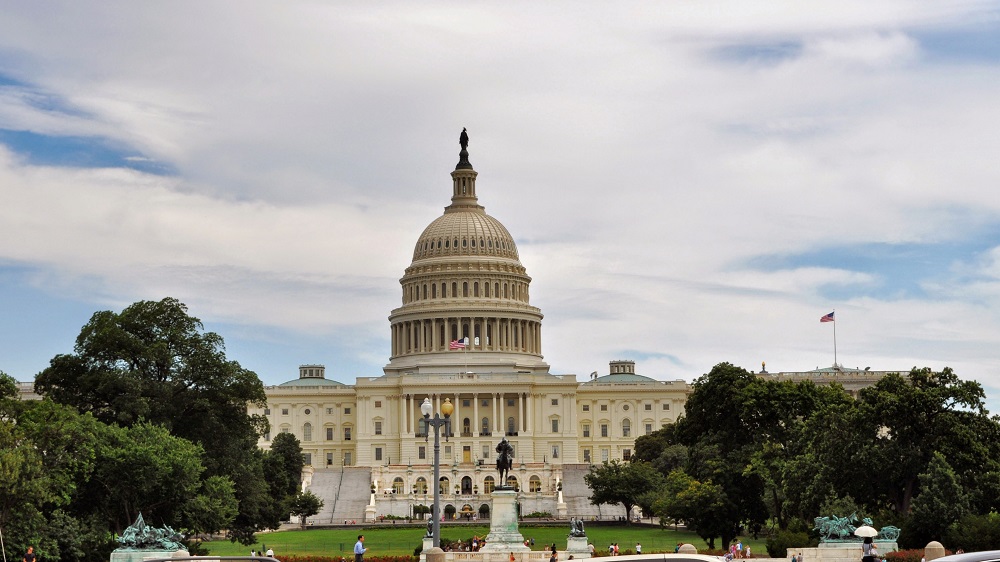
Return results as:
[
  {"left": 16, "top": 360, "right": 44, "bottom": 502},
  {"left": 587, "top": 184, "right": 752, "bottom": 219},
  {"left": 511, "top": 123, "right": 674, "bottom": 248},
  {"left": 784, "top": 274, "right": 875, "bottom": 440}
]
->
[{"left": 24, "top": 546, "right": 36, "bottom": 562}]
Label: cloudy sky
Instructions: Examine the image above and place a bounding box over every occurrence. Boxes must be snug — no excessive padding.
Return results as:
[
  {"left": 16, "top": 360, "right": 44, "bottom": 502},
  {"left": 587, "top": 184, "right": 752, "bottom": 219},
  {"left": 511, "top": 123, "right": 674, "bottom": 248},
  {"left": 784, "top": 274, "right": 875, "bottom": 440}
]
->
[{"left": 2, "top": 1, "right": 1000, "bottom": 409}]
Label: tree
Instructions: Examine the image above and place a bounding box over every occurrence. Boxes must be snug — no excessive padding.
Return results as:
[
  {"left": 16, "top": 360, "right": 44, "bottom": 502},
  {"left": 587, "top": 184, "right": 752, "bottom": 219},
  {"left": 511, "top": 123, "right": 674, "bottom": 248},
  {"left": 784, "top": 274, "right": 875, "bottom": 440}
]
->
[
  {"left": 653, "top": 469, "right": 734, "bottom": 549},
  {"left": 267, "top": 432, "right": 304, "bottom": 498},
  {"left": 904, "top": 452, "right": 969, "bottom": 546},
  {"left": 288, "top": 491, "right": 324, "bottom": 529},
  {"left": 584, "top": 460, "right": 665, "bottom": 522},
  {"left": 35, "top": 298, "right": 275, "bottom": 543}
]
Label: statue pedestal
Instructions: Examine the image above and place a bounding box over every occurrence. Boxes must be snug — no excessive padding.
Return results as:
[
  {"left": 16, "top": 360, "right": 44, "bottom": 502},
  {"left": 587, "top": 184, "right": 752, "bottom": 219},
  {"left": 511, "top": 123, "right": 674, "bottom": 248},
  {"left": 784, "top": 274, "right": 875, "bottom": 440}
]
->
[
  {"left": 480, "top": 489, "right": 529, "bottom": 552},
  {"left": 111, "top": 549, "right": 189, "bottom": 562},
  {"left": 566, "top": 536, "right": 591, "bottom": 559}
]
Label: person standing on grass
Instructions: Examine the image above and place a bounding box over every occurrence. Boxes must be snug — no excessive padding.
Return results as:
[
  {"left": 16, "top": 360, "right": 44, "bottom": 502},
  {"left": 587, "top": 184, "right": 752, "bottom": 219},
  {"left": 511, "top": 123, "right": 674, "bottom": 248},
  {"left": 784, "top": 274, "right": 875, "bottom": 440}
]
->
[{"left": 354, "top": 535, "right": 366, "bottom": 562}]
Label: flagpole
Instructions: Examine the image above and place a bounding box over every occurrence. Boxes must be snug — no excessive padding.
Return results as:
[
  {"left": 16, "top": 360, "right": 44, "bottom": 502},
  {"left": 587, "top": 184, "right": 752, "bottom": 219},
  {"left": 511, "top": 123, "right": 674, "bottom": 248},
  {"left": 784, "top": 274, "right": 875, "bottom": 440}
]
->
[{"left": 833, "top": 309, "right": 838, "bottom": 368}]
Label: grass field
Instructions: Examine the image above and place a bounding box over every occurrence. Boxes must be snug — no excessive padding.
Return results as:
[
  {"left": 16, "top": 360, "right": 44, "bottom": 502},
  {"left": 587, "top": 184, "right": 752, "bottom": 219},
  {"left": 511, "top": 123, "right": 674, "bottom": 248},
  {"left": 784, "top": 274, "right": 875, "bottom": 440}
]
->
[{"left": 201, "top": 524, "right": 768, "bottom": 557}]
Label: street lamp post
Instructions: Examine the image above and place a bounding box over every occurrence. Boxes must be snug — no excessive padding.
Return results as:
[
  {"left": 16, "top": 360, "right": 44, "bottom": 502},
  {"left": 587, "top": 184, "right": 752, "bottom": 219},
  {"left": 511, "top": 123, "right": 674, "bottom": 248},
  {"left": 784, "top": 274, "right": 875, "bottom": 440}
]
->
[{"left": 421, "top": 396, "right": 453, "bottom": 548}]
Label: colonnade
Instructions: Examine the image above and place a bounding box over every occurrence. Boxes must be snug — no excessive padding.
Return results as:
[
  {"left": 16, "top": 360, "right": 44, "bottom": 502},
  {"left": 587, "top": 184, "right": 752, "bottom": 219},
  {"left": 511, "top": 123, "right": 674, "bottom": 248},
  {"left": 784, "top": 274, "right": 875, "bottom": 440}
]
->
[
  {"left": 390, "top": 316, "right": 542, "bottom": 357},
  {"left": 399, "top": 391, "right": 535, "bottom": 437}
]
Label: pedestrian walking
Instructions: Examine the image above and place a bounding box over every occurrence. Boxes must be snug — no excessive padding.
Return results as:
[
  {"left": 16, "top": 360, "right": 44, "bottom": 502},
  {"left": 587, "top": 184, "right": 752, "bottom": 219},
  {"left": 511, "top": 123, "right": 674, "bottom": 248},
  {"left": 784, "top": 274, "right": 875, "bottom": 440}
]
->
[{"left": 354, "top": 535, "right": 367, "bottom": 562}]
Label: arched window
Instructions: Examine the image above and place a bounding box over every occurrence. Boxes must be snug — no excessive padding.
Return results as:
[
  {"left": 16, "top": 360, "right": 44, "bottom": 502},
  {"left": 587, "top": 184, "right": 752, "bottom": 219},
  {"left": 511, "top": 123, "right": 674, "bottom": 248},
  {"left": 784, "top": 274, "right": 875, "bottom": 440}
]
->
[
  {"left": 452, "top": 282, "right": 457, "bottom": 298},
  {"left": 442, "top": 282, "right": 447, "bottom": 297},
  {"left": 529, "top": 475, "right": 542, "bottom": 492},
  {"left": 507, "top": 417, "right": 515, "bottom": 435},
  {"left": 495, "top": 283, "right": 499, "bottom": 298},
  {"left": 422, "top": 284, "right": 427, "bottom": 299},
  {"left": 474, "top": 282, "right": 479, "bottom": 297},
  {"left": 432, "top": 284, "right": 437, "bottom": 298},
  {"left": 463, "top": 418, "right": 471, "bottom": 435},
  {"left": 439, "top": 477, "right": 450, "bottom": 495},
  {"left": 461, "top": 476, "right": 473, "bottom": 494},
  {"left": 482, "top": 417, "right": 490, "bottom": 434},
  {"left": 303, "top": 422, "right": 312, "bottom": 442},
  {"left": 485, "top": 283, "right": 491, "bottom": 297},
  {"left": 484, "top": 476, "right": 495, "bottom": 494},
  {"left": 414, "top": 477, "right": 428, "bottom": 494},
  {"left": 506, "top": 475, "right": 518, "bottom": 491},
  {"left": 463, "top": 282, "right": 469, "bottom": 297},
  {"left": 393, "top": 477, "right": 404, "bottom": 494},
  {"left": 622, "top": 418, "right": 631, "bottom": 438}
]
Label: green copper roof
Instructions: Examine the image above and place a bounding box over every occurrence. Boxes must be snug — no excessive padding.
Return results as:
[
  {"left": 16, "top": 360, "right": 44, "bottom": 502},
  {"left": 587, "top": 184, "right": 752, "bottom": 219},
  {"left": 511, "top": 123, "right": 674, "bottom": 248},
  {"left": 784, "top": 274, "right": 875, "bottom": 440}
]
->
[
  {"left": 584, "top": 373, "right": 657, "bottom": 384},
  {"left": 277, "top": 377, "right": 346, "bottom": 387}
]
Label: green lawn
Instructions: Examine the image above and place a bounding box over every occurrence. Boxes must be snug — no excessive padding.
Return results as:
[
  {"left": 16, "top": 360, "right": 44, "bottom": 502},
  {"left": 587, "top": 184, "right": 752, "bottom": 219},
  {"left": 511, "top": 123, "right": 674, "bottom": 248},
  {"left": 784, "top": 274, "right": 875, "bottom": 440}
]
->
[{"left": 201, "top": 524, "right": 769, "bottom": 557}]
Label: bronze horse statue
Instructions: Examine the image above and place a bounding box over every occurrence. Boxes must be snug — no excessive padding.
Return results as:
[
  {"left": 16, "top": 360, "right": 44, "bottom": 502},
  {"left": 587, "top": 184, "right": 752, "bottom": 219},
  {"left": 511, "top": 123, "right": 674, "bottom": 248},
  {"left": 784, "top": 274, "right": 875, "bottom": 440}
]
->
[{"left": 496, "top": 437, "right": 514, "bottom": 487}]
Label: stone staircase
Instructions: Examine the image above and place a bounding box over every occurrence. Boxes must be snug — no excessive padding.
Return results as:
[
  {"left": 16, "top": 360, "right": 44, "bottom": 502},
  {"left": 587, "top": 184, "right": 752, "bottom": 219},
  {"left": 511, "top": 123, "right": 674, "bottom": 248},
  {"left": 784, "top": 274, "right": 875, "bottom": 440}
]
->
[
  {"left": 560, "top": 464, "right": 626, "bottom": 520},
  {"left": 330, "top": 466, "right": 372, "bottom": 523},
  {"left": 306, "top": 469, "right": 344, "bottom": 523}
]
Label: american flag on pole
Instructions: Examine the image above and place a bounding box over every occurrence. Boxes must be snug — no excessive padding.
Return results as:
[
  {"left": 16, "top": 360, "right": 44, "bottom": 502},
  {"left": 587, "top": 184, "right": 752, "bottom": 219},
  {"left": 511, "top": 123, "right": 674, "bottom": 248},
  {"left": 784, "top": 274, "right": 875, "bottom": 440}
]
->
[
  {"left": 820, "top": 311, "right": 835, "bottom": 323},
  {"left": 449, "top": 339, "right": 466, "bottom": 349}
]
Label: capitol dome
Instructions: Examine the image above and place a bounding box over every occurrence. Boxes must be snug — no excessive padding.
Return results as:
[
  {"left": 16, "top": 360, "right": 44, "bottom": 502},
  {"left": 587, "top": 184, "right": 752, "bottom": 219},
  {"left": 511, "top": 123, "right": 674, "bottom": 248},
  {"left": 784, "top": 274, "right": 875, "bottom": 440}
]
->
[{"left": 385, "top": 130, "right": 547, "bottom": 376}]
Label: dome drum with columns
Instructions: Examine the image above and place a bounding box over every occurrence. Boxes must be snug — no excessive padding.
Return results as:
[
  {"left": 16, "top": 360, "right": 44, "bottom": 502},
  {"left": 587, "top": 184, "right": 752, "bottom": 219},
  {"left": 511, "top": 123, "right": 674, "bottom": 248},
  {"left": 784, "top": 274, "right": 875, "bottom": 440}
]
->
[{"left": 256, "top": 131, "right": 691, "bottom": 524}]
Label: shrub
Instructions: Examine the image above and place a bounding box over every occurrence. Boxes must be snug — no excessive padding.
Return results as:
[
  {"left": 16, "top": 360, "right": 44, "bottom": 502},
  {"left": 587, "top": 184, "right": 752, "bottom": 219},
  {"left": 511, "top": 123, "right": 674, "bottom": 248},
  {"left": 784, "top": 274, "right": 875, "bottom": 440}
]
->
[
  {"left": 765, "top": 530, "right": 815, "bottom": 558},
  {"left": 523, "top": 511, "right": 553, "bottom": 518},
  {"left": 886, "top": 548, "right": 943, "bottom": 562}
]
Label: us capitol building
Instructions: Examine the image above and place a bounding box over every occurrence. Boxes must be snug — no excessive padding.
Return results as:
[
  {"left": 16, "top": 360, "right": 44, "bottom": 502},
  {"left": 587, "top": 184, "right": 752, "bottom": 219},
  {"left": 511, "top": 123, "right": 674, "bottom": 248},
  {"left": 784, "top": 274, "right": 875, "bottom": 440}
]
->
[{"left": 254, "top": 132, "right": 692, "bottom": 522}]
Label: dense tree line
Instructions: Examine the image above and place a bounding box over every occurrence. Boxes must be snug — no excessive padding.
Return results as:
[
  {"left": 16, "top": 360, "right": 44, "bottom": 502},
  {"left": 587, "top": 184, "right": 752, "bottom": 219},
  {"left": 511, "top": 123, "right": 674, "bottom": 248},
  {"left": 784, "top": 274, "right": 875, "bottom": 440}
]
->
[
  {"left": 0, "top": 298, "right": 306, "bottom": 562},
  {"left": 588, "top": 362, "right": 1000, "bottom": 551}
]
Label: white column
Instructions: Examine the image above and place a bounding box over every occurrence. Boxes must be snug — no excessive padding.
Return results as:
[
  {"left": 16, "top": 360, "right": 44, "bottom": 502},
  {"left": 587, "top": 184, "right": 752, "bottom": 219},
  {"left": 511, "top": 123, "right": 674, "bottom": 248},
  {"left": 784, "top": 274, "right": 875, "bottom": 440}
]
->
[{"left": 473, "top": 393, "right": 480, "bottom": 435}]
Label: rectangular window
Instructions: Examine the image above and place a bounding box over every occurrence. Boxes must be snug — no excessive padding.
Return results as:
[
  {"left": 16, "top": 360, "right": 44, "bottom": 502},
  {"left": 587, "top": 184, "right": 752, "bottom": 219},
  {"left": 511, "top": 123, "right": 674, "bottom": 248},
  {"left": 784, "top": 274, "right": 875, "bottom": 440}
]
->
[
  {"left": 375, "top": 447, "right": 383, "bottom": 461},
  {"left": 326, "top": 407, "right": 334, "bottom": 415},
  {"left": 482, "top": 399, "right": 490, "bottom": 407},
  {"left": 583, "top": 424, "right": 590, "bottom": 437},
  {"left": 264, "top": 431, "right": 270, "bottom": 441},
  {"left": 662, "top": 403, "right": 670, "bottom": 410},
  {"left": 345, "top": 407, "right": 352, "bottom": 414},
  {"left": 303, "top": 453, "right": 312, "bottom": 466},
  {"left": 344, "top": 427, "right": 352, "bottom": 441},
  {"left": 463, "top": 399, "right": 471, "bottom": 407},
  {"left": 601, "top": 424, "right": 608, "bottom": 437},
  {"left": 282, "top": 408, "right": 289, "bottom": 415},
  {"left": 326, "top": 453, "right": 333, "bottom": 466},
  {"left": 600, "top": 404, "right": 608, "bottom": 412},
  {"left": 483, "top": 445, "right": 490, "bottom": 459},
  {"left": 264, "top": 408, "right": 271, "bottom": 415},
  {"left": 375, "top": 421, "right": 382, "bottom": 435},
  {"left": 444, "top": 445, "right": 452, "bottom": 456},
  {"left": 326, "top": 427, "right": 334, "bottom": 440},
  {"left": 645, "top": 424, "right": 652, "bottom": 435},
  {"left": 281, "top": 427, "right": 290, "bottom": 434},
  {"left": 507, "top": 399, "right": 515, "bottom": 406},
  {"left": 551, "top": 398, "right": 559, "bottom": 406},
  {"left": 601, "top": 448, "right": 609, "bottom": 462},
  {"left": 418, "top": 446, "right": 426, "bottom": 460},
  {"left": 582, "top": 404, "right": 590, "bottom": 412},
  {"left": 344, "top": 452, "right": 351, "bottom": 466},
  {"left": 552, "top": 445, "right": 559, "bottom": 459},
  {"left": 551, "top": 419, "right": 559, "bottom": 433},
  {"left": 583, "top": 448, "right": 591, "bottom": 462},
  {"left": 375, "top": 400, "right": 382, "bottom": 408},
  {"left": 623, "top": 449, "right": 632, "bottom": 461},
  {"left": 644, "top": 403, "right": 652, "bottom": 411}
]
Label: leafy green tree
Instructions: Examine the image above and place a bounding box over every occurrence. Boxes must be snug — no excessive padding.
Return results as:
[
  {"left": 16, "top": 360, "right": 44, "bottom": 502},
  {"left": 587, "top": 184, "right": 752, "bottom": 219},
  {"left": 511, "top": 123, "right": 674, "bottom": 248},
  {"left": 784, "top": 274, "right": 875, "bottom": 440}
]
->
[
  {"left": 584, "top": 460, "right": 664, "bottom": 522},
  {"left": 945, "top": 513, "right": 1000, "bottom": 552},
  {"left": 35, "top": 298, "right": 275, "bottom": 543},
  {"left": 288, "top": 491, "right": 324, "bottom": 529},
  {"left": 267, "top": 432, "right": 305, "bottom": 498},
  {"left": 653, "top": 469, "right": 734, "bottom": 549},
  {"left": 904, "top": 452, "right": 969, "bottom": 546}
]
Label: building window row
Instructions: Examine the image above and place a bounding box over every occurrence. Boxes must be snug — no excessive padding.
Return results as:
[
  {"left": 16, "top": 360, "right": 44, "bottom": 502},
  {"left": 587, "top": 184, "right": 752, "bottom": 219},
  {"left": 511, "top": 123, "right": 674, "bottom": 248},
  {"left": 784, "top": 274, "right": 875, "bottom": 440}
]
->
[
  {"left": 414, "top": 235, "right": 515, "bottom": 259},
  {"left": 403, "top": 278, "right": 529, "bottom": 304}
]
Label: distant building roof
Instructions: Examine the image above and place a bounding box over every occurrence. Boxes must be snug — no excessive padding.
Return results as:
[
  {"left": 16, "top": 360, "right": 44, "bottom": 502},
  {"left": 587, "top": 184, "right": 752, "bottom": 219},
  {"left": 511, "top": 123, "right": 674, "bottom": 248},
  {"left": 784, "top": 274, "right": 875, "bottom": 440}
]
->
[
  {"left": 583, "top": 373, "right": 658, "bottom": 384},
  {"left": 277, "top": 377, "right": 346, "bottom": 387}
]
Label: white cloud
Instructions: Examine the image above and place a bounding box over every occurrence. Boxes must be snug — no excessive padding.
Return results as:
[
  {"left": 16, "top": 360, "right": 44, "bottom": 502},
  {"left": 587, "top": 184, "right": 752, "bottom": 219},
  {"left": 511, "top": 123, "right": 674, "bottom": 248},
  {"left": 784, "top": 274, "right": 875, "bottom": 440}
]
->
[{"left": 0, "top": 1, "right": 999, "bottom": 409}]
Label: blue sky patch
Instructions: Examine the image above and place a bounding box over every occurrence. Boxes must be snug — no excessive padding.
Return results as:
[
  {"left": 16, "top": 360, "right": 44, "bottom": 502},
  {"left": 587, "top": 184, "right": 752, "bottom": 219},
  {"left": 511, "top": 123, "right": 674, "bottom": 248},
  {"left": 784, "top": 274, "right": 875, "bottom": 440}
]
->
[
  {"left": 709, "top": 41, "right": 803, "bottom": 65},
  {"left": 747, "top": 235, "right": 1000, "bottom": 301},
  {"left": 914, "top": 20, "right": 1000, "bottom": 63},
  {"left": 0, "top": 129, "right": 174, "bottom": 175}
]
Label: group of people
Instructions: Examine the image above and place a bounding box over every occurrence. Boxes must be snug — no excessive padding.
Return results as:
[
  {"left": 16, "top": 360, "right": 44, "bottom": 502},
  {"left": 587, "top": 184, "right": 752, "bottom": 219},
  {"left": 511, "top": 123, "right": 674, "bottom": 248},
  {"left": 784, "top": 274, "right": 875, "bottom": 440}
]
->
[
  {"left": 250, "top": 547, "right": 275, "bottom": 558},
  {"left": 726, "top": 540, "right": 750, "bottom": 559}
]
